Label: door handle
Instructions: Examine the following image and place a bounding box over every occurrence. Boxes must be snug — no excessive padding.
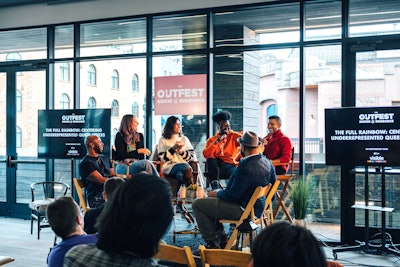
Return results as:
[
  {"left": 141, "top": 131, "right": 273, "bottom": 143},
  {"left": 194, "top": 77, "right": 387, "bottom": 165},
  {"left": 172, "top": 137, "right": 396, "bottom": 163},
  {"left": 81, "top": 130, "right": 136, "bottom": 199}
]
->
[{"left": 6, "top": 155, "right": 17, "bottom": 167}]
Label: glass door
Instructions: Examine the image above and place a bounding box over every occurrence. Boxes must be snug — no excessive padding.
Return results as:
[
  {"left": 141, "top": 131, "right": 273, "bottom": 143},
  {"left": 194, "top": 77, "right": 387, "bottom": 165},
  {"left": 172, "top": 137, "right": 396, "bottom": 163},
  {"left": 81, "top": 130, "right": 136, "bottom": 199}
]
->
[
  {"left": 0, "top": 66, "right": 47, "bottom": 218},
  {"left": 353, "top": 48, "right": 400, "bottom": 241}
]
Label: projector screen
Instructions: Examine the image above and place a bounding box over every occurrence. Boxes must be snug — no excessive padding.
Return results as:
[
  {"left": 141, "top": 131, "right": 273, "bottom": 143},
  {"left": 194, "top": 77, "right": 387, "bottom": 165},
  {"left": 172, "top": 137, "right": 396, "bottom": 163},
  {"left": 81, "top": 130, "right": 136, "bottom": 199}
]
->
[
  {"left": 325, "top": 106, "right": 400, "bottom": 166},
  {"left": 38, "top": 109, "right": 111, "bottom": 159}
]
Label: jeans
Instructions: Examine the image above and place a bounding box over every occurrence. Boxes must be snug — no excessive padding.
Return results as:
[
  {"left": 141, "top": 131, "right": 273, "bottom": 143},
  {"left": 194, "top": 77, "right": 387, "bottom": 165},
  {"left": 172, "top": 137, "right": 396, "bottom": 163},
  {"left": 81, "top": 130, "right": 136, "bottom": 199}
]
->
[{"left": 115, "top": 159, "right": 159, "bottom": 177}]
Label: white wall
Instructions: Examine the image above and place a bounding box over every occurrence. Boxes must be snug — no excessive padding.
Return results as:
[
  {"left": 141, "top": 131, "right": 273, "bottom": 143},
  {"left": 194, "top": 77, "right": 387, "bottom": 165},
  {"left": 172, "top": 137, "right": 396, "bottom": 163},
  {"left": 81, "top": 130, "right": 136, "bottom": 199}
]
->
[{"left": 0, "top": 0, "right": 271, "bottom": 29}]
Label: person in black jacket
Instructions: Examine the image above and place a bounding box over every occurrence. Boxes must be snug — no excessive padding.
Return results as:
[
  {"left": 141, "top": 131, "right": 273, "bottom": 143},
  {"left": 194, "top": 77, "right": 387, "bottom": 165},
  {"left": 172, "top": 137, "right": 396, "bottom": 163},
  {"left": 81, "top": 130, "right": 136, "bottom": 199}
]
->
[
  {"left": 84, "top": 177, "right": 125, "bottom": 234},
  {"left": 114, "top": 114, "right": 159, "bottom": 176}
]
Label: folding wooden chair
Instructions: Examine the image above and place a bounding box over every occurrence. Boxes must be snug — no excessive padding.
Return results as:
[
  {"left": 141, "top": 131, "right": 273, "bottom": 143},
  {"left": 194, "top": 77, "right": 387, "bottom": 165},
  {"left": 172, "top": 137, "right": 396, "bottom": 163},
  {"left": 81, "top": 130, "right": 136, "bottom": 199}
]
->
[
  {"left": 273, "top": 147, "right": 296, "bottom": 223},
  {"left": 327, "top": 260, "right": 344, "bottom": 267},
  {"left": 73, "top": 178, "right": 89, "bottom": 213},
  {"left": 153, "top": 243, "right": 197, "bottom": 267},
  {"left": 254, "top": 179, "right": 280, "bottom": 229},
  {"left": 219, "top": 184, "right": 272, "bottom": 250},
  {"left": 0, "top": 256, "right": 14, "bottom": 266},
  {"left": 198, "top": 245, "right": 252, "bottom": 267}
]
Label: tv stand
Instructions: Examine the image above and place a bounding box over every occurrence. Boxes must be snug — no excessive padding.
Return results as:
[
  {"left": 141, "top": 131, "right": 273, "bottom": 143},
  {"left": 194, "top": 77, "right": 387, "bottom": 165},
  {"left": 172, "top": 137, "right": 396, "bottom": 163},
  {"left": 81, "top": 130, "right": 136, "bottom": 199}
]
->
[{"left": 333, "top": 165, "right": 400, "bottom": 259}]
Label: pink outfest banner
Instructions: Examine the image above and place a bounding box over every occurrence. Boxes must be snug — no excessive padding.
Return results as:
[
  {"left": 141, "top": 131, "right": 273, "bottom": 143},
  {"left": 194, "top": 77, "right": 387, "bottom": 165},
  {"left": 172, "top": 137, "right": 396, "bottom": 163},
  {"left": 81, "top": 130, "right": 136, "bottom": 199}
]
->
[{"left": 154, "top": 74, "right": 207, "bottom": 115}]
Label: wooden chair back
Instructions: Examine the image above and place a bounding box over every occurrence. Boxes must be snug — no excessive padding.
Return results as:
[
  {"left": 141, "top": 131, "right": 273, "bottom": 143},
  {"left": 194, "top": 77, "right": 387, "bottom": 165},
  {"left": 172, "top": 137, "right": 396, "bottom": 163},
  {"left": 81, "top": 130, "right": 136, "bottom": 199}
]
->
[
  {"left": 198, "top": 245, "right": 252, "bottom": 267},
  {"left": 327, "top": 260, "right": 344, "bottom": 267},
  {"left": 219, "top": 184, "right": 272, "bottom": 249},
  {"left": 73, "top": 178, "right": 88, "bottom": 213},
  {"left": 0, "top": 256, "right": 14, "bottom": 266},
  {"left": 255, "top": 179, "right": 280, "bottom": 229},
  {"left": 274, "top": 147, "right": 296, "bottom": 181},
  {"left": 153, "top": 243, "right": 196, "bottom": 267}
]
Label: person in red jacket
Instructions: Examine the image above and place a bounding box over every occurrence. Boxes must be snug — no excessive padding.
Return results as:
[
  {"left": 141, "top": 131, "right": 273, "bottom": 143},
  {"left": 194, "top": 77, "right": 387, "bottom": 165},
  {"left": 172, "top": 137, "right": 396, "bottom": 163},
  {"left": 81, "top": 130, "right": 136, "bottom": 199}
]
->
[
  {"left": 203, "top": 110, "right": 242, "bottom": 186},
  {"left": 262, "top": 115, "right": 293, "bottom": 175}
]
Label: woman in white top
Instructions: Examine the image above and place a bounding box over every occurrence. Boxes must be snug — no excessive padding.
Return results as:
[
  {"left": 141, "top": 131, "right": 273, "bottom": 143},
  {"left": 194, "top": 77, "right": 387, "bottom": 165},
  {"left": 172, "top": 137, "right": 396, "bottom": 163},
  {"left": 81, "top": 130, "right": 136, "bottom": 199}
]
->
[{"left": 158, "top": 116, "right": 195, "bottom": 194}]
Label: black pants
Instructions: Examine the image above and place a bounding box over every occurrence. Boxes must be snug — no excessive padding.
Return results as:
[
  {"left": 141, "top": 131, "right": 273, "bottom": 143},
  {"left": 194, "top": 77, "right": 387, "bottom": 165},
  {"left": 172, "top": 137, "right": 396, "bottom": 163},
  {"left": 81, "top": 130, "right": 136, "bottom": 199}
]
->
[{"left": 206, "top": 158, "right": 235, "bottom": 182}]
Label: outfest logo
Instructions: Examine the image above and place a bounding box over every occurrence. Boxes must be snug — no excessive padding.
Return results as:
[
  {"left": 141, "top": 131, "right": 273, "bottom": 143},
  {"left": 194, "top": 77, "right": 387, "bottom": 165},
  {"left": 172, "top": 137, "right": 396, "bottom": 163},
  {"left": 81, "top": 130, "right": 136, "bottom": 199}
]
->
[
  {"left": 61, "top": 114, "right": 86, "bottom": 124},
  {"left": 359, "top": 112, "right": 394, "bottom": 124}
]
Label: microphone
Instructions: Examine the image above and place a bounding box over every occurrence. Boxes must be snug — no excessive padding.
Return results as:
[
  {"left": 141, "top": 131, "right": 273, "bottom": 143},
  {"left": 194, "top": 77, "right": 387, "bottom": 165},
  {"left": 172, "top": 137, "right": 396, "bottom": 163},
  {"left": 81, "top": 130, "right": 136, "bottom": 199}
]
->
[{"left": 214, "top": 134, "right": 226, "bottom": 145}]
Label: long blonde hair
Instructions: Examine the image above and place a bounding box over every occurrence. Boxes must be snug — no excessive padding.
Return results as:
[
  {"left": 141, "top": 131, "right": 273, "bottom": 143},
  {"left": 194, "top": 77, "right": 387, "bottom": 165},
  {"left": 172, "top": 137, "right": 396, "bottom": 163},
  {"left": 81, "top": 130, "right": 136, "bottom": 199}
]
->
[{"left": 119, "top": 114, "right": 140, "bottom": 144}]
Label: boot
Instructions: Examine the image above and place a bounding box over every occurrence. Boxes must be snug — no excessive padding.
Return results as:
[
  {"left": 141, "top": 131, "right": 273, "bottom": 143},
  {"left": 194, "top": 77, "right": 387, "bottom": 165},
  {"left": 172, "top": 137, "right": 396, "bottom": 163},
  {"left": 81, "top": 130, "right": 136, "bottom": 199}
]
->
[
  {"left": 183, "top": 168, "right": 194, "bottom": 186},
  {"left": 205, "top": 239, "right": 220, "bottom": 249},
  {"left": 218, "top": 232, "right": 228, "bottom": 249}
]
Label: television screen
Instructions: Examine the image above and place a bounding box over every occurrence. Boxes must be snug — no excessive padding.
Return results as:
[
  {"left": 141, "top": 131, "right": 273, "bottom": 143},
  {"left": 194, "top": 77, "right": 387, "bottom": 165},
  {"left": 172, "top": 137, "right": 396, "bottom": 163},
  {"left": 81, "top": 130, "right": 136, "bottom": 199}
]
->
[
  {"left": 325, "top": 106, "right": 400, "bottom": 166},
  {"left": 38, "top": 109, "right": 111, "bottom": 159}
]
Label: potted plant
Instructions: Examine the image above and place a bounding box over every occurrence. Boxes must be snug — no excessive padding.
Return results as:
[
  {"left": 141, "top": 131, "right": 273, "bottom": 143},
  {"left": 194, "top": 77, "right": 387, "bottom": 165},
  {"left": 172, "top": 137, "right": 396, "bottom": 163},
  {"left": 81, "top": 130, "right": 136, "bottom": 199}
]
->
[
  {"left": 186, "top": 184, "right": 197, "bottom": 200},
  {"left": 291, "top": 176, "right": 309, "bottom": 226}
]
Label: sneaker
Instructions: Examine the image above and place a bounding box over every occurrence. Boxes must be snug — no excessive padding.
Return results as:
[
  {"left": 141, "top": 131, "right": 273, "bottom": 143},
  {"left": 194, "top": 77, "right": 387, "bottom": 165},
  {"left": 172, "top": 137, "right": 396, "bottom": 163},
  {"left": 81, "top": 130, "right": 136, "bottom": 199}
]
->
[
  {"left": 193, "top": 240, "right": 220, "bottom": 256},
  {"left": 205, "top": 239, "right": 220, "bottom": 249}
]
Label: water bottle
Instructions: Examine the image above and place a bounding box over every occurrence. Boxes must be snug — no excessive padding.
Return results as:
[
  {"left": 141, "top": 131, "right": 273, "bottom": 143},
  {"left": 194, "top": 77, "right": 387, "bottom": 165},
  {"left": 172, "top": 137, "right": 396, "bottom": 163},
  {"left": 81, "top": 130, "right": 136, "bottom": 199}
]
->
[{"left": 180, "top": 185, "right": 186, "bottom": 199}]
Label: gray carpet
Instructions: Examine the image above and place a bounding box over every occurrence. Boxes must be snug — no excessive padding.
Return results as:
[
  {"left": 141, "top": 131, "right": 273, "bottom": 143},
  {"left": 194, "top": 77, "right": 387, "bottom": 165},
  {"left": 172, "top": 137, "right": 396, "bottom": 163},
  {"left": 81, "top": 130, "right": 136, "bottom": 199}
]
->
[{"left": 163, "top": 215, "right": 205, "bottom": 251}]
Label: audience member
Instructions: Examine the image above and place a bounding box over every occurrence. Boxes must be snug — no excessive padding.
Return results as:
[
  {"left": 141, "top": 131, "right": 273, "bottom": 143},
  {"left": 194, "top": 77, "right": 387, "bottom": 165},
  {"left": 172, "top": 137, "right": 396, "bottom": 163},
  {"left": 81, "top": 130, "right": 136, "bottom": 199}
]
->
[
  {"left": 114, "top": 114, "right": 159, "bottom": 176},
  {"left": 249, "top": 221, "right": 327, "bottom": 267},
  {"left": 203, "top": 110, "right": 242, "bottom": 185},
  {"left": 262, "top": 115, "right": 293, "bottom": 175},
  {"left": 193, "top": 131, "right": 276, "bottom": 249},
  {"left": 84, "top": 177, "right": 125, "bottom": 234},
  {"left": 158, "top": 116, "right": 196, "bottom": 195},
  {"left": 79, "top": 135, "right": 117, "bottom": 208},
  {"left": 64, "top": 173, "right": 173, "bottom": 267},
  {"left": 46, "top": 196, "right": 97, "bottom": 267}
]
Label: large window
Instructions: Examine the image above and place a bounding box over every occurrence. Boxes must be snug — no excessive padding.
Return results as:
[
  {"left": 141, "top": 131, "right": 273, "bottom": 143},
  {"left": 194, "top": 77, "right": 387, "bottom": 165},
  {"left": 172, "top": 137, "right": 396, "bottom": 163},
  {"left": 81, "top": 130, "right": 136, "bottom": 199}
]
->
[
  {"left": 349, "top": 0, "right": 400, "bottom": 37},
  {"left": 80, "top": 18, "right": 146, "bottom": 57},
  {"left": 80, "top": 58, "right": 147, "bottom": 137},
  {"left": 0, "top": 28, "right": 47, "bottom": 62},
  {"left": 213, "top": 4, "right": 299, "bottom": 47},
  {"left": 153, "top": 14, "right": 207, "bottom": 52}
]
